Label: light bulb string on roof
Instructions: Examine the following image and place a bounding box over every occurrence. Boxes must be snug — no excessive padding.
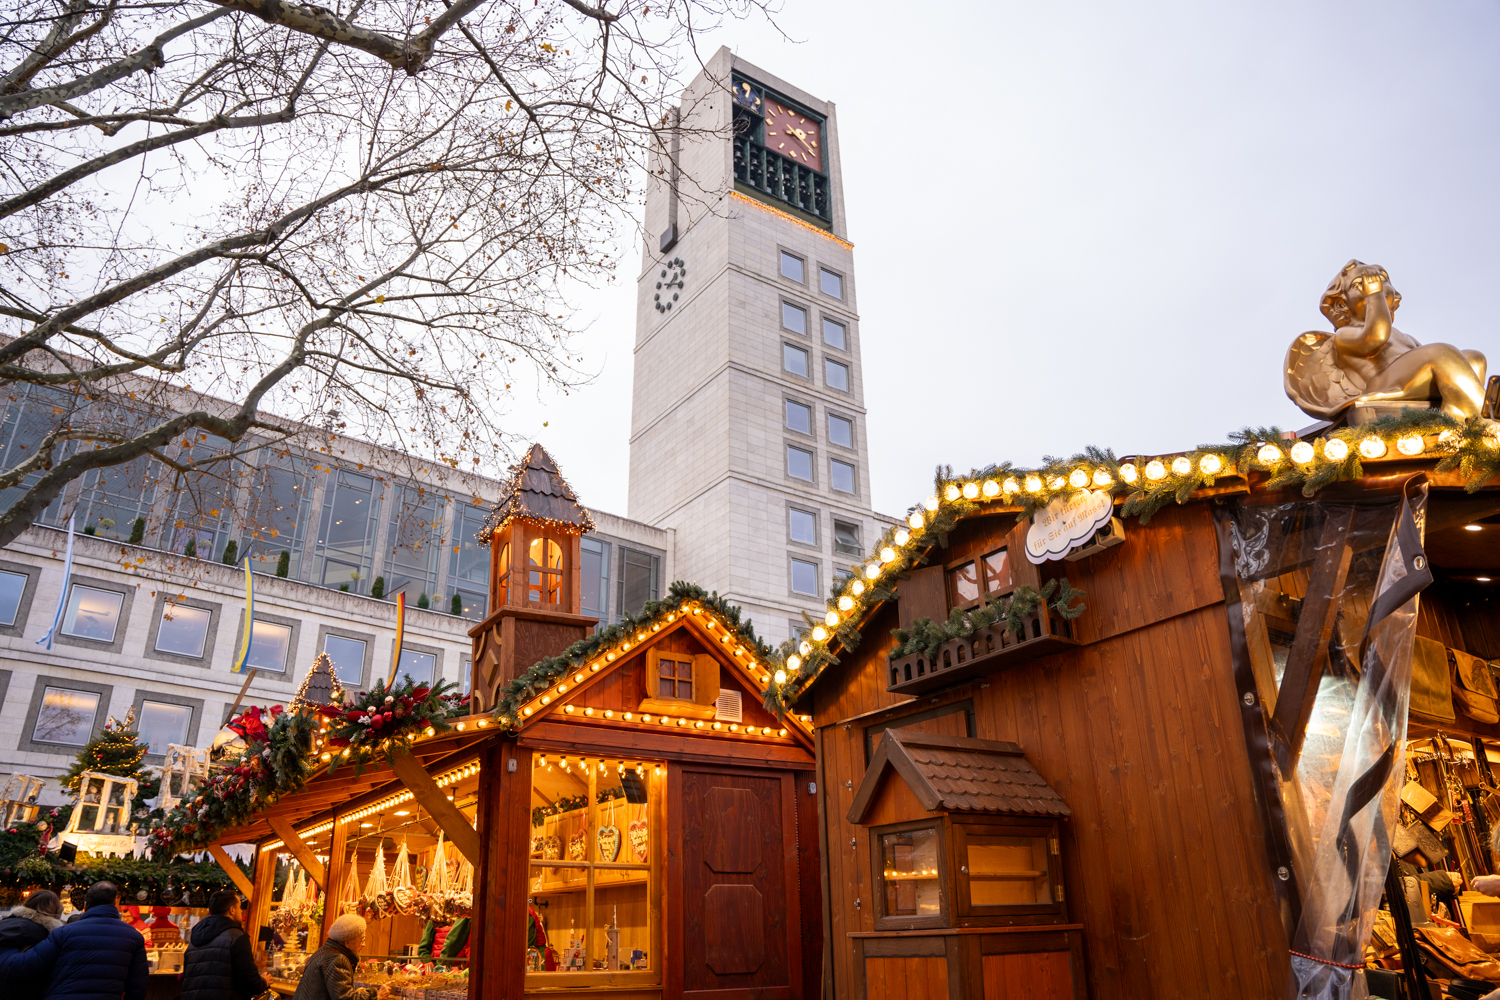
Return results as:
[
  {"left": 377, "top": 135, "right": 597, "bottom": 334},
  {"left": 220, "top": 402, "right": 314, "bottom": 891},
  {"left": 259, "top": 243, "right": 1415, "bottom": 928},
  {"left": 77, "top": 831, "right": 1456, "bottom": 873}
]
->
[{"left": 758, "top": 410, "right": 1500, "bottom": 716}]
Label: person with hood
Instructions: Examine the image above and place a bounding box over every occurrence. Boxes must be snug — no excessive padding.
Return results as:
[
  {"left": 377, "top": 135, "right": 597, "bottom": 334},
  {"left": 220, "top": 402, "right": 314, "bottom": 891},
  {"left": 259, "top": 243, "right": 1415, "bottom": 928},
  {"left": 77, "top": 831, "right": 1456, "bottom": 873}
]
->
[
  {"left": 0, "top": 881, "right": 147, "bottom": 1000},
  {"left": 179, "top": 890, "right": 268, "bottom": 1000},
  {"left": 0, "top": 890, "right": 64, "bottom": 1000},
  {"left": 290, "top": 915, "right": 389, "bottom": 1000}
]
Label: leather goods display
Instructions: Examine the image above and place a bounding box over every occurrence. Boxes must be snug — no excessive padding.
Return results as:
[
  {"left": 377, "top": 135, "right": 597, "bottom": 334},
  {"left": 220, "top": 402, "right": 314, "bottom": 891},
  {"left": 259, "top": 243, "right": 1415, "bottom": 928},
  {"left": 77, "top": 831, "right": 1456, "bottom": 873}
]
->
[
  {"left": 1411, "top": 636, "right": 1457, "bottom": 723},
  {"left": 1453, "top": 647, "right": 1500, "bottom": 724},
  {"left": 1414, "top": 925, "right": 1500, "bottom": 981}
]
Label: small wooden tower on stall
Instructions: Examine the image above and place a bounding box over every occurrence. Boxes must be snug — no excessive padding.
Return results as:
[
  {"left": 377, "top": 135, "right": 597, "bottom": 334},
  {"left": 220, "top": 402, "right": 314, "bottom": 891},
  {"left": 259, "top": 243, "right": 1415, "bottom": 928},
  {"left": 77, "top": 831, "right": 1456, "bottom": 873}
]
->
[{"left": 470, "top": 445, "right": 598, "bottom": 711}]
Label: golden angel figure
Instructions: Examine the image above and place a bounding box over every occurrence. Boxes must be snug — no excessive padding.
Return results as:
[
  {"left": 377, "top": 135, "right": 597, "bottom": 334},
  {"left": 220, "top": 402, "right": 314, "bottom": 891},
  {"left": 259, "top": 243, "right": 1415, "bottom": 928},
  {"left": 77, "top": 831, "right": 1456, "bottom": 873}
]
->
[{"left": 1285, "top": 260, "right": 1489, "bottom": 423}]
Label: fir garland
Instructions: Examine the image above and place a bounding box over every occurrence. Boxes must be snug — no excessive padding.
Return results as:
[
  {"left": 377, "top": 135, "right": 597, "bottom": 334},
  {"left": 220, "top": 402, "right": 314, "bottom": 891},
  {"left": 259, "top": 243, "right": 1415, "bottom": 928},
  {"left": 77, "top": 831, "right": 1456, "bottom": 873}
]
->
[
  {"left": 320, "top": 676, "right": 465, "bottom": 771},
  {"left": 888, "top": 579, "right": 1086, "bottom": 663}
]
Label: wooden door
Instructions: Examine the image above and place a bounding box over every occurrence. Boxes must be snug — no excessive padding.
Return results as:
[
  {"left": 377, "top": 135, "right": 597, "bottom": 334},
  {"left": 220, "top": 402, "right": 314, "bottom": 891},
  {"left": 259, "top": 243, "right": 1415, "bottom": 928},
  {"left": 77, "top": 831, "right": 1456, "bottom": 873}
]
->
[{"left": 672, "top": 768, "right": 802, "bottom": 999}]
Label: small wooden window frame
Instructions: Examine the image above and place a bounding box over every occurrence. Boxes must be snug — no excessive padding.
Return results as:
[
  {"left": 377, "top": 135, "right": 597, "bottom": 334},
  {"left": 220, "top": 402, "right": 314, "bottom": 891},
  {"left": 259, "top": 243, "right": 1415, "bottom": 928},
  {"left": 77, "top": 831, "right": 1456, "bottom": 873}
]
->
[
  {"left": 868, "top": 817, "right": 951, "bottom": 931},
  {"left": 946, "top": 553, "right": 1015, "bottom": 612},
  {"left": 952, "top": 818, "right": 1065, "bottom": 925}
]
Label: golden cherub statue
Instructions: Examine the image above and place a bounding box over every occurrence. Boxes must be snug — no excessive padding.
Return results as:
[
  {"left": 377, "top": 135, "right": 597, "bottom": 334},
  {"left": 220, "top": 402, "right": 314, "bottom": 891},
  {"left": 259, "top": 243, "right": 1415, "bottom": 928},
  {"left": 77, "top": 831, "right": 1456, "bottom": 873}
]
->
[{"left": 1285, "top": 260, "right": 1489, "bottom": 423}]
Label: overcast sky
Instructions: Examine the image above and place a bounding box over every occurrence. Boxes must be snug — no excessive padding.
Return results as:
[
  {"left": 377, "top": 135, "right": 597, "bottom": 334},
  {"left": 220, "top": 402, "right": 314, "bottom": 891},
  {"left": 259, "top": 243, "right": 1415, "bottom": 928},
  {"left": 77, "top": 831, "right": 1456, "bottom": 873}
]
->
[{"left": 506, "top": 1, "right": 1500, "bottom": 519}]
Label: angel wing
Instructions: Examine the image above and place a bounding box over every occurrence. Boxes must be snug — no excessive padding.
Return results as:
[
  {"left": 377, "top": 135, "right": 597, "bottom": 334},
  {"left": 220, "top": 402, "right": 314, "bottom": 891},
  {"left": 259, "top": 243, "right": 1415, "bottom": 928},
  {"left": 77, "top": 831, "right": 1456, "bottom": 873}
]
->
[{"left": 1284, "top": 331, "right": 1366, "bottom": 420}]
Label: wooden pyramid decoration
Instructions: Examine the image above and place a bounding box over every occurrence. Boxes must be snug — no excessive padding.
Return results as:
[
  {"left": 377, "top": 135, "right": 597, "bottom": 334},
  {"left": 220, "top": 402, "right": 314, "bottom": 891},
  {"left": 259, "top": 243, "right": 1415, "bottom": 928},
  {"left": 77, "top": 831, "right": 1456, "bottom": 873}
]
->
[
  {"left": 291, "top": 652, "right": 346, "bottom": 711},
  {"left": 479, "top": 443, "right": 594, "bottom": 540}
]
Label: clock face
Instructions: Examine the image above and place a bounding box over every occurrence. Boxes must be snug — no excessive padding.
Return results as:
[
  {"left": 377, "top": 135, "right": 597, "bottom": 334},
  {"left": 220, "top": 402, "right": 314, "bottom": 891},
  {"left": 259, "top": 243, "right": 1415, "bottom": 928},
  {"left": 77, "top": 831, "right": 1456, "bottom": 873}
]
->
[{"left": 763, "top": 100, "right": 822, "bottom": 172}]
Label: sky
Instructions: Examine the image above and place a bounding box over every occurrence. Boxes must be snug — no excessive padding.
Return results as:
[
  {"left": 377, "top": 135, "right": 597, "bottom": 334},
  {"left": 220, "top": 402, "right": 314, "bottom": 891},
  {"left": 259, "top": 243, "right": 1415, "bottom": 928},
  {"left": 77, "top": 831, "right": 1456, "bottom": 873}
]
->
[{"left": 503, "top": 0, "right": 1500, "bottom": 518}]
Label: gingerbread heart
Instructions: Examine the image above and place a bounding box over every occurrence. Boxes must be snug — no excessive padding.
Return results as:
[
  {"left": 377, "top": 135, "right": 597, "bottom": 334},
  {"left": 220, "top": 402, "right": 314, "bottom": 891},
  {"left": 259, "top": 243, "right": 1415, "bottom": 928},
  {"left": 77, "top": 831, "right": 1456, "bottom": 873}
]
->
[
  {"left": 597, "top": 824, "right": 621, "bottom": 863},
  {"left": 542, "top": 836, "right": 561, "bottom": 861},
  {"left": 530, "top": 835, "right": 544, "bottom": 858},
  {"left": 567, "top": 831, "right": 588, "bottom": 862},
  {"left": 628, "top": 818, "right": 648, "bottom": 863}
]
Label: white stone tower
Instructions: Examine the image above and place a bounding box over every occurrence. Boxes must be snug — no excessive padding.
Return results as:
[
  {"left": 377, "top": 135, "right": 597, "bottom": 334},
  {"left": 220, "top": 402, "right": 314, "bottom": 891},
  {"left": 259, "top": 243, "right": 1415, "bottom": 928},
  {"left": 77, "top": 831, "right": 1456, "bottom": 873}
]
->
[{"left": 628, "top": 49, "right": 885, "bottom": 646}]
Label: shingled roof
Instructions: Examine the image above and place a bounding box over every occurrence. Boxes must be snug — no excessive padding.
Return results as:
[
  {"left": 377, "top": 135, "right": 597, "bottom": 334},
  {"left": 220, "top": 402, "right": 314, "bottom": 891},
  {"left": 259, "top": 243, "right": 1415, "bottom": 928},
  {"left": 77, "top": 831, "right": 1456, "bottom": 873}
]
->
[
  {"left": 478, "top": 443, "right": 595, "bottom": 540},
  {"left": 848, "top": 730, "right": 1071, "bottom": 824}
]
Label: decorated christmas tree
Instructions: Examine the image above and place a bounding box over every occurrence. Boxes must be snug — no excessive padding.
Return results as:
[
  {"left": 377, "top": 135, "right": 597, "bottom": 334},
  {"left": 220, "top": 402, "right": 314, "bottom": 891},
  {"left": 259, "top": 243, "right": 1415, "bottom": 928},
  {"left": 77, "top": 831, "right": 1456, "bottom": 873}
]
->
[{"left": 60, "top": 709, "right": 152, "bottom": 794}]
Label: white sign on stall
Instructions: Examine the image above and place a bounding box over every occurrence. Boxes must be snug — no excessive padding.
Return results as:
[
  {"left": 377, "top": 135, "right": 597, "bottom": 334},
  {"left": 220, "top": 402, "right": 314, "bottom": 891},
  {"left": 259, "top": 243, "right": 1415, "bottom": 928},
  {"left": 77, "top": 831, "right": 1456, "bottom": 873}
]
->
[{"left": 1025, "top": 490, "right": 1115, "bottom": 564}]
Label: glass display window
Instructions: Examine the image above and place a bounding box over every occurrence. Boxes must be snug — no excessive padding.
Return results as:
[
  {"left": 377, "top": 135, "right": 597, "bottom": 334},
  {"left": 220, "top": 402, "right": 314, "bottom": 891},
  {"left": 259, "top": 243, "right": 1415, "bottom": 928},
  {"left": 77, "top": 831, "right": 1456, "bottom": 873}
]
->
[
  {"left": 953, "top": 822, "right": 1059, "bottom": 918},
  {"left": 527, "top": 752, "right": 659, "bottom": 980},
  {"left": 872, "top": 820, "right": 947, "bottom": 929}
]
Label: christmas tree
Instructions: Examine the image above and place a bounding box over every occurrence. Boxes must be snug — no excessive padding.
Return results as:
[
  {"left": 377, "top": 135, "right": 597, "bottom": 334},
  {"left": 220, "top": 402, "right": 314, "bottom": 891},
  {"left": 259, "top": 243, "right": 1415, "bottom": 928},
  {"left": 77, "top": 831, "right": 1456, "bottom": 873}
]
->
[{"left": 61, "top": 709, "right": 152, "bottom": 794}]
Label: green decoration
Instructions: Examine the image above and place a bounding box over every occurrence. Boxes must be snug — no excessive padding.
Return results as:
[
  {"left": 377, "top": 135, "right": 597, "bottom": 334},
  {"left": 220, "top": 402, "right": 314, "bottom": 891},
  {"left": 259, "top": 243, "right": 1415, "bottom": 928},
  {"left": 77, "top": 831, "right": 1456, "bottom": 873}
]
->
[
  {"left": 221, "top": 540, "right": 238, "bottom": 565},
  {"left": 371, "top": 576, "right": 386, "bottom": 599},
  {"left": 451, "top": 594, "right": 463, "bottom": 615},
  {"left": 276, "top": 550, "right": 290, "bottom": 577},
  {"left": 417, "top": 593, "right": 430, "bottom": 610},
  {"left": 183, "top": 537, "right": 196, "bottom": 557},
  {"left": 128, "top": 518, "right": 145, "bottom": 545}
]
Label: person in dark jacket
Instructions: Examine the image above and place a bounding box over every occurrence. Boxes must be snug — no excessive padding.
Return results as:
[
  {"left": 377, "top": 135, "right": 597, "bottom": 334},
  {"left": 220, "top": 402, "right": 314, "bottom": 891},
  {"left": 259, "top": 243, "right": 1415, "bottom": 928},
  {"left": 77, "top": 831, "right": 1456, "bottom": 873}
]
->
[
  {"left": 180, "top": 890, "right": 268, "bottom": 1000},
  {"left": 0, "top": 890, "right": 64, "bottom": 1000},
  {"left": 290, "top": 915, "right": 389, "bottom": 1000},
  {"left": 0, "top": 881, "right": 147, "bottom": 1000}
]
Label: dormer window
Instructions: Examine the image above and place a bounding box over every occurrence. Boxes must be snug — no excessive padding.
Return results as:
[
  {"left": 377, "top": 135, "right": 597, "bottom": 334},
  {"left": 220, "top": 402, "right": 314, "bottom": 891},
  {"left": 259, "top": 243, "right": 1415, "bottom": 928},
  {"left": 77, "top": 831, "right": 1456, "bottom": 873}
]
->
[
  {"left": 949, "top": 547, "right": 1012, "bottom": 608},
  {"left": 658, "top": 655, "right": 694, "bottom": 701}
]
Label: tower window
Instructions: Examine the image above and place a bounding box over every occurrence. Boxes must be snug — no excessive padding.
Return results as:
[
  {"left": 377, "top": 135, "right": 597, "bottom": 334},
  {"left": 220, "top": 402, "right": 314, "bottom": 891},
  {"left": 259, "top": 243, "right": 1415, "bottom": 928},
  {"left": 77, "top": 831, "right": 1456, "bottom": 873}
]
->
[
  {"left": 822, "top": 317, "right": 846, "bottom": 351},
  {"left": 780, "top": 251, "right": 805, "bottom": 282},
  {"left": 828, "top": 413, "right": 853, "bottom": 448},
  {"left": 820, "top": 268, "right": 844, "bottom": 298},
  {"left": 785, "top": 399, "right": 811, "bottom": 434},
  {"left": 789, "top": 507, "right": 817, "bottom": 545},
  {"left": 783, "top": 343, "right": 809, "bottom": 378},
  {"left": 830, "top": 459, "right": 856, "bottom": 494},
  {"left": 791, "top": 557, "right": 819, "bottom": 596},
  {"left": 825, "top": 358, "right": 850, "bottom": 392},
  {"left": 782, "top": 302, "right": 808, "bottom": 336},
  {"left": 528, "top": 536, "right": 563, "bottom": 604},
  {"left": 787, "top": 445, "right": 814, "bottom": 482}
]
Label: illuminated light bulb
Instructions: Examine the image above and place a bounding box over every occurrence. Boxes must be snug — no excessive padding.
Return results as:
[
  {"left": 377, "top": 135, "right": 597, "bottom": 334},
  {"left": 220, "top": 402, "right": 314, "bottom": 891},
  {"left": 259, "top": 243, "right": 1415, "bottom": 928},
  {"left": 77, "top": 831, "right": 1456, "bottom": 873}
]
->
[
  {"left": 1047, "top": 476, "right": 1065, "bottom": 490},
  {"left": 653, "top": 623, "right": 661, "bottom": 631},
  {"left": 591, "top": 663, "right": 600, "bottom": 672},
  {"left": 478, "top": 720, "right": 489, "bottom": 727},
  {"left": 599, "top": 762, "right": 607, "bottom": 773},
  {"left": 606, "top": 651, "right": 616, "bottom": 661},
  {"left": 557, "top": 684, "right": 567, "bottom": 694},
  {"left": 774, "top": 669, "right": 788, "bottom": 684},
  {"left": 1003, "top": 477, "right": 1020, "bottom": 494},
  {"left": 1069, "top": 468, "right": 1089, "bottom": 488},
  {"left": 641, "top": 714, "right": 652, "bottom": 724},
  {"left": 564, "top": 705, "right": 575, "bottom": 714},
  {"left": 798, "top": 641, "right": 811, "bottom": 656},
  {"left": 712, "top": 722, "right": 722, "bottom": 731},
  {"left": 1397, "top": 435, "right": 1423, "bottom": 456},
  {"left": 574, "top": 673, "right": 584, "bottom": 683},
  {"left": 321, "top": 753, "right": 331, "bottom": 762},
  {"left": 603, "top": 710, "right": 613, "bottom": 719},
  {"left": 786, "top": 655, "right": 802, "bottom": 672},
  {"left": 677, "top": 718, "right": 688, "bottom": 727},
  {"left": 1092, "top": 469, "right": 1113, "bottom": 488},
  {"left": 1439, "top": 429, "right": 1457, "bottom": 444},
  {"left": 540, "top": 696, "right": 550, "bottom": 705},
  {"left": 1119, "top": 463, "right": 1138, "bottom": 484},
  {"left": 456, "top": 722, "right": 466, "bottom": 731},
  {"left": 907, "top": 512, "right": 924, "bottom": 529},
  {"left": 1024, "top": 475, "right": 1043, "bottom": 493},
  {"left": 1290, "top": 441, "right": 1315, "bottom": 464},
  {"left": 1323, "top": 438, "right": 1348, "bottom": 461},
  {"left": 812, "top": 626, "right": 828, "bottom": 641},
  {"left": 621, "top": 642, "right": 631, "bottom": 650},
  {"left": 622, "top": 712, "right": 633, "bottom": 721},
  {"left": 1199, "top": 454, "right": 1222, "bottom": 475},
  {"left": 894, "top": 528, "right": 910, "bottom": 545},
  {"left": 944, "top": 484, "right": 961, "bottom": 501},
  {"left": 1171, "top": 456, "right": 1192, "bottom": 476},
  {"left": 961, "top": 482, "right": 979, "bottom": 500},
  {"left": 538, "top": 753, "right": 548, "bottom": 764},
  {"left": 695, "top": 720, "right": 705, "bottom": 729},
  {"left": 779, "top": 729, "right": 788, "bottom": 737},
  {"left": 1257, "top": 443, "right": 1282, "bottom": 466},
  {"left": 1144, "top": 460, "right": 1166, "bottom": 481},
  {"left": 838, "top": 595, "right": 855, "bottom": 611},
  {"left": 801, "top": 715, "right": 812, "bottom": 723},
  {"left": 924, "top": 495, "right": 939, "bottom": 511},
  {"left": 730, "top": 724, "right": 739, "bottom": 732},
  {"left": 654, "top": 766, "right": 664, "bottom": 776},
  {"left": 1359, "top": 436, "right": 1387, "bottom": 459},
  {"left": 825, "top": 610, "right": 840, "bottom": 627},
  {"left": 763, "top": 727, "right": 774, "bottom": 736},
  {"left": 584, "top": 707, "right": 594, "bottom": 717},
  {"left": 880, "top": 546, "right": 897, "bottom": 563},
  {"left": 982, "top": 479, "right": 1000, "bottom": 498},
  {"left": 864, "top": 564, "right": 881, "bottom": 580},
  {"left": 851, "top": 580, "right": 865, "bottom": 596}
]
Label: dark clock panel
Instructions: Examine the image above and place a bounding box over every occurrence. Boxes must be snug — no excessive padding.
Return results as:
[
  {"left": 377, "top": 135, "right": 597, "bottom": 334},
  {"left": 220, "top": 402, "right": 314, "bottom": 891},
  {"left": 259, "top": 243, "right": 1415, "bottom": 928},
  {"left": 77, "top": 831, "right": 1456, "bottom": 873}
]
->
[{"left": 730, "top": 75, "right": 833, "bottom": 224}]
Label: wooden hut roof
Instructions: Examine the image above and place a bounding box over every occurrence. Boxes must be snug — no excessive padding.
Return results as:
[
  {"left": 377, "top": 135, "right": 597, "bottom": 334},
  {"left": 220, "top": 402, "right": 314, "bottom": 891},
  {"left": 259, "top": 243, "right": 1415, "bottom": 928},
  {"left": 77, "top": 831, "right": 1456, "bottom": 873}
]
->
[
  {"left": 847, "top": 730, "right": 1071, "bottom": 824},
  {"left": 479, "top": 443, "right": 594, "bottom": 540}
]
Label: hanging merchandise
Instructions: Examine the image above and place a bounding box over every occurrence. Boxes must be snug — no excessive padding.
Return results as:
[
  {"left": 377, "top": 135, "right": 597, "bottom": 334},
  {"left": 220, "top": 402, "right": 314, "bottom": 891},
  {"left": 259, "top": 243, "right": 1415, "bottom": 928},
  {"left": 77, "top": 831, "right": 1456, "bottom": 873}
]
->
[
  {"left": 628, "top": 805, "right": 648, "bottom": 864},
  {"left": 339, "top": 853, "right": 361, "bottom": 915},
  {"left": 452, "top": 856, "right": 474, "bottom": 919},
  {"left": 361, "top": 841, "right": 390, "bottom": 920},
  {"left": 597, "top": 796, "right": 621, "bottom": 863},
  {"left": 422, "top": 833, "right": 450, "bottom": 920},
  {"left": 567, "top": 829, "right": 588, "bottom": 863},
  {"left": 391, "top": 838, "right": 415, "bottom": 914},
  {"left": 276, "top": 868, "right": 308, "bottom": 932}
]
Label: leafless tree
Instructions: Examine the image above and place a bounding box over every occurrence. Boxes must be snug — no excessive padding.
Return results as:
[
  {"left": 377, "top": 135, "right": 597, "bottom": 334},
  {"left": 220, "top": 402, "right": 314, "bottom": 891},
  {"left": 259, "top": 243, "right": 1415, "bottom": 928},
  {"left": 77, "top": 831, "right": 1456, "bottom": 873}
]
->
[{"left": 0, "top": 0, "right": 764, "bottom": 553}]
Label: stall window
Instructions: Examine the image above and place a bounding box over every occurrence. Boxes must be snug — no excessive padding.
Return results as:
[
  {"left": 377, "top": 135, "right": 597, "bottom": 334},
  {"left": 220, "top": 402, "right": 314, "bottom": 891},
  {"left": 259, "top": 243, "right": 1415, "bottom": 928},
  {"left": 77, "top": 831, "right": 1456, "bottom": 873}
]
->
[
  {"left": 953, "top": 821, "right": 1060, "bottom": 918},
  {"left": 528, "top": 754, "right": 658, "bottom": 977},
  {"left": 949, "top": 560, "right": 980, "bottom": 605},
  {"left": 982, "top": 548, "right": 1012, "bottom": 593},
  {"left": 657, "top": 656, "right": 694, "bottom": 701},
  {"left": 877, "top": 822, "right": 943, "bottom": 926},
  {"left": 497, "top": 542, "right": 511, "bottom": 606}
]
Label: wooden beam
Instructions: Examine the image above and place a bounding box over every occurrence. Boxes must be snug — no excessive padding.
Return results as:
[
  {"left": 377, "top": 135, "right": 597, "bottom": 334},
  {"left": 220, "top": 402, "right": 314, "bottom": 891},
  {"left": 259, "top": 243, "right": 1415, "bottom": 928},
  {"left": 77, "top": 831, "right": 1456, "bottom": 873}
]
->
[
  {"left": 208, "top": 844, "right": 254, "bottom": 899},
  {"left": 389, "top": 750, "right": 481, "bottom": 865},
  {"left": 267, "top": 816, "right": 327, "bottom": 888}
]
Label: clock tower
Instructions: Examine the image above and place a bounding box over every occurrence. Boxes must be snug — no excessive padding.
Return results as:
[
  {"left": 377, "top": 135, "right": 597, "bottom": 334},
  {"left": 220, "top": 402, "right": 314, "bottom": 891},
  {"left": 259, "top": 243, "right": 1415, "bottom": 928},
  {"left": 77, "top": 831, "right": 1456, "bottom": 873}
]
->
[{"left": 628, "top": 48, "right": 886, "bottom": 646}]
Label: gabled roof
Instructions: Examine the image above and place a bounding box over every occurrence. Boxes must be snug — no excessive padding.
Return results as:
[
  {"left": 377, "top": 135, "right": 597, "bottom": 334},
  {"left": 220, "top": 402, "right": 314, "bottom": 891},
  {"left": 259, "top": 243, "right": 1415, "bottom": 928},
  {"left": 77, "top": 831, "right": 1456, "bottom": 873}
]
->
[
  {"left": 847, "top": 730, "right": 1071, "bottom": 824},
  {"left": 479, "top": 443, "right": 594, "bottom": 540}
]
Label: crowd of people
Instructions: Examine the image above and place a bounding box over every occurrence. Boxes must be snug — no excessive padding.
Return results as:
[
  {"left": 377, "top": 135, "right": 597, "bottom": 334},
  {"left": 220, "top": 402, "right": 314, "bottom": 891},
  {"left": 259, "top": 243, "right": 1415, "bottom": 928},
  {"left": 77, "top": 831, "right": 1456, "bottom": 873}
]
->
[{"left": 0, "top": 882, "right": 391, "bottom": 1000}]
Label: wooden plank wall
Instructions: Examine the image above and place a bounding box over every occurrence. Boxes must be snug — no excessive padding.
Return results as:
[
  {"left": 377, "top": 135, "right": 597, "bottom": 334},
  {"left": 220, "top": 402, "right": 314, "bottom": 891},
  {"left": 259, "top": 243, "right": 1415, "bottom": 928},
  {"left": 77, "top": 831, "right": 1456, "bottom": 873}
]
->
[{"left": 812, "top": 503, "right": 1291, "bottom": 999}]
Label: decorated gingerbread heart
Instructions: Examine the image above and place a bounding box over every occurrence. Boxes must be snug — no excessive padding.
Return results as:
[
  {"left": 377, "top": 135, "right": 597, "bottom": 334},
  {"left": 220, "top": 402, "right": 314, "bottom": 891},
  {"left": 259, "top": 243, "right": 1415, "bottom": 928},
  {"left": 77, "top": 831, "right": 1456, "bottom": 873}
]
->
[
  {"left": 530, "top": 835, "right": 544, "bottom": 858},
  {"left": 628, "top": 818, "right": 648, "bottom": 863},
  {"left": 567, "top": 830, "right": 588, "bottom": 862},
  {"left": 542, "top": 835, "right": 561, "bottom": 861},
  {"left": 597, "top": 824, "right": 621, "bottom": 862}
]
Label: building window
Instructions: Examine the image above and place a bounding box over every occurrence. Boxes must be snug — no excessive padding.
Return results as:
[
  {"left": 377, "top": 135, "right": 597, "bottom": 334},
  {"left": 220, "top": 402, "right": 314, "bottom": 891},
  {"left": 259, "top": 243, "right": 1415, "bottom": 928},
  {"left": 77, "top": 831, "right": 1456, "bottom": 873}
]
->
[
  {"left": 137, "top": 700, "right": 193, "bottom": 756},
  {"left": 789, "top": 508, "right": 817, "bottom": 545},
  {"left": 461, "top": 658, "right": 472, "bottom": 697},
  {"left": 447, "top": 501, "right": 490, "bottom": 619},
  {"left": 619, "top": 547, "right": 660, "bottom": 617},
  {"left": 582, "top": 536, "right": 612, "bottom": 624},
  {"left": 397, "top": 649, "right": 437, "bottom": 686},
  {"left": 32, "top": 686, "right": 100, "bottom": 746},
  {"left": 820, "top": 268, "right": 844, "bottom": 298},
  {"left": 154, "top": 603, "right": 212, "bottom": 658},
  {"left": 528, "top": 537, "right": 564, "bottom": 604},
  {"left": 323, "top": 634, "right": 368, "bottom": 686},
  {"left": 61, "top": 585, "right": 124, "bottom": 642},
  {"left": 315, "top": 469, "right": 382, "bottom": 593},
  {"left": 983, "top": 548, "right": 1013, "bottom": 592},
  {"left": 830, "top": 459, "right": 856, "bottom": 494},
  {"left": 657, "top": 655, "right": 694, "bottom": 700},
  {"left": 950, "top": 561, "right": 981, "bottom": 605},
  {"left": 780, "top": 251, "right": 805, "bottom": 282},
  {"left": 242, "top": 449, "right": 314, "bottom": 579},
  {"left": 74, "top": 453, "right": 162, "bottom": 544},
  {"left": 781, "top": 302, "right": 808, "bottom": 336},
  {"left": 783, "top": 343, "right": 809, "bottom": 378},
  {"left": 790, "top": 619, "right": 809, "bottom": 640},
  {"left": 825, "top": 358, "right": 850, "bottom": 392},
  {"left": 828, "top": 413, "right": 853, "bottom": 448},
  {"left": 834, "top": 520, "right": 862, "bottom": 556},
  {"left": 822, "top": 317, "right": 846, "bottom": 351},
  {"left": 167, "top": 433, "right": 236, "bottom": 560},
  {"left": 0, "top": 570, "right": 26, "bottom": 626},
  {"left": 246, "top": 620, "right": 293, "bottom": 673},
  {"left": 785, "top": 399, "right": 811, "bottom": 434},
  {"left": 787, "top": 445, "right": 814, "bottom": 482},
  {"left": 791, "top": 557, "right": 819, "bottom": 596},
  {"left": 386, "top": 483, "right": 445, "bottom": 603}
]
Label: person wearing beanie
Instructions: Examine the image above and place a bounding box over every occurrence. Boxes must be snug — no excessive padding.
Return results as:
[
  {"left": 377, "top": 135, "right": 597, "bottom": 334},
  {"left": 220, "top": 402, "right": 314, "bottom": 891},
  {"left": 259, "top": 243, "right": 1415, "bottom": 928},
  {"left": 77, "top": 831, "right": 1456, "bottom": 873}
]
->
[
  {"left": 0, "top": 890, "right": 64, "bottom": 1000},
  {"left": 290, "top": 915, "right": 390, "bottom": 1000},
  {"left": 179, "top": 890, "right": 268, "bottom": 1000}
]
